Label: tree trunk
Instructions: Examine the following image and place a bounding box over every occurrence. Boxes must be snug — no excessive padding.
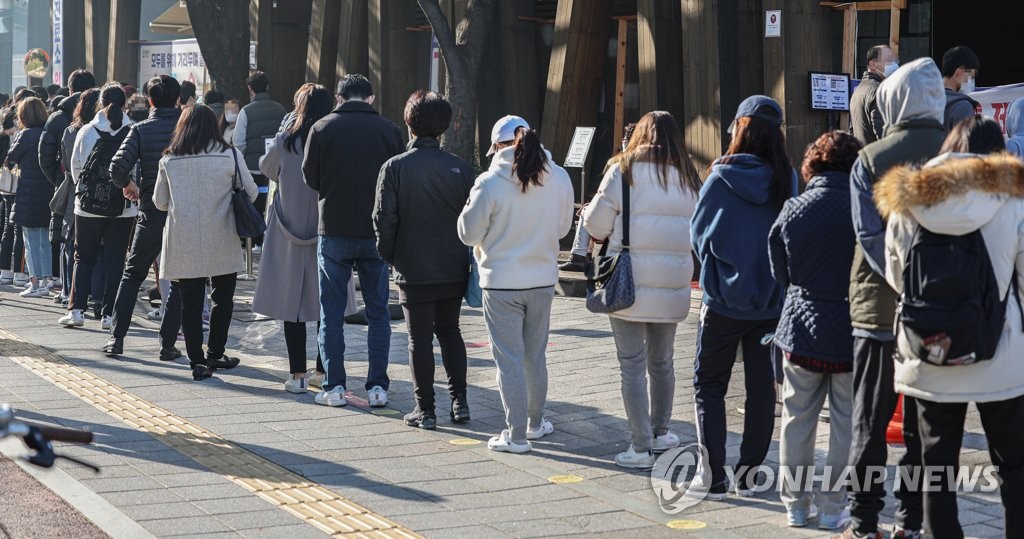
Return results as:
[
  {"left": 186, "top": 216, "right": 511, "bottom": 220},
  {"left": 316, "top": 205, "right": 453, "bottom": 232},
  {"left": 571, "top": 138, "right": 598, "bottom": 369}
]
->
[
  {"left": 417, "top": 0, "right": 496, "bottom": 167},
  {"left": 184, "top": 0, "right": 251, "bottom": 104}
]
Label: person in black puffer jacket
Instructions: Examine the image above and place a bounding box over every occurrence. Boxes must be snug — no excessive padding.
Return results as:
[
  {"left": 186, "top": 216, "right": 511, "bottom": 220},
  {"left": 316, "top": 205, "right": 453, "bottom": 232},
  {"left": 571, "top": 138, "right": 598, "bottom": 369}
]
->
[
  {"left": 102, "top": 75, "right": 182, "bottom": 359},
  {"left": 38, "top": 69, "right": 95, "bottom": 186},
  {"left": 6, "top": 98, "right": 54, "bottom": 297}
]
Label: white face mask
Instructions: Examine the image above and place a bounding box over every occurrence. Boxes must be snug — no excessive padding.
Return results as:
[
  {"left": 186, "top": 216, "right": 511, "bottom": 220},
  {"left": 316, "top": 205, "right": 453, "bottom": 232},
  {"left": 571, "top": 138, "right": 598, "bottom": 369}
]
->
[
  {"left": 961, "top": 76, "right": 976, "bottom": 94},
  {"left": 225, "top": 112, "right": 238, "bottom": 123},
  {"left": 883, "top": 62, "right": 899, "bottom": 78}
]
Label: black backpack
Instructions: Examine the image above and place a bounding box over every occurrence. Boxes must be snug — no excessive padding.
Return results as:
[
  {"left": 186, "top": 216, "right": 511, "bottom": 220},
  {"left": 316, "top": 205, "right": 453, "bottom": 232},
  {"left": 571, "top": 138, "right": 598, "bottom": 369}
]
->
[
  {"left": 899, "top": 225, "right": 1022, "bottom": 366},
  {"left": 77, "top": 127, "right": 130, "bottom": 217}
]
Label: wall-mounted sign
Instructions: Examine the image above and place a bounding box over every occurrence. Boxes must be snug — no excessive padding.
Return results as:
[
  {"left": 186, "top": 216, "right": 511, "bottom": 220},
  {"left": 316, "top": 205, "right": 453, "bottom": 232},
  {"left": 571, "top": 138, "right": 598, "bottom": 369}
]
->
[
  {"left": 765, "top": 10, "right": 781, "bottom": 38},
  {"left": 810, "top": 72, "right": 851, "bottom": 111}
]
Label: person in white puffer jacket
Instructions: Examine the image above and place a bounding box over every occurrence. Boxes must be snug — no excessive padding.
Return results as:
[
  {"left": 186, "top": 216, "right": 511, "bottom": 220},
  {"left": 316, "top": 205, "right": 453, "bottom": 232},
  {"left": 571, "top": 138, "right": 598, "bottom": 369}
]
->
[
  {"left": 876, "top": 116, "right": 1024, "bottom": 535},
  {"left": 583, "top": 111, "right": 701, "bottom": 469},
  {"left": 458, "top": 115, "right": 574, "bottom": 454}
]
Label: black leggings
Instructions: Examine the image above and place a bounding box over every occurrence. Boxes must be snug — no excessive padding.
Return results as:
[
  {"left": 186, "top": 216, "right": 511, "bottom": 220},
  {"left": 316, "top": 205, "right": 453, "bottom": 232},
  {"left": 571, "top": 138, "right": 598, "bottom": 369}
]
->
[
  {"left": 0, "top": 194, "right": 23, "bottom": 272},
  {"left": 283, "top": 320, "right": 323, "bottom": 375}
]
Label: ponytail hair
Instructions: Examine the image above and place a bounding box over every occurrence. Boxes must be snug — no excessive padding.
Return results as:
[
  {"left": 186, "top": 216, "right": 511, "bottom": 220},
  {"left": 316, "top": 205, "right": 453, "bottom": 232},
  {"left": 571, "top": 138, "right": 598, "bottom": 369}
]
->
[
  {"left": 512, "top": 127, "right": 547, "bottom": 192},
  {"left": 98, "top": 83, "right": 127, "bottom": 131}
]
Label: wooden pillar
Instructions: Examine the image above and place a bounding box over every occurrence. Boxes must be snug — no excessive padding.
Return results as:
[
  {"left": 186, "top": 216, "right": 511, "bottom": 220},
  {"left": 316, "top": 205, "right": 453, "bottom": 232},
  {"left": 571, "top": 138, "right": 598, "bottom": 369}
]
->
[
  {"left": 763, "top": 0, "right": 838, "bottom": 168},
  {"left": 478, "top": 0, "right": 543, "bottom": 165},
  {"left": 307, "top": 0, "right": 342, "bottom": 90},
  {"left": 84, "top": 0, "right": 109, "bottom": 82},
  {"left": 842, "top": 4, "right": 858, "bottom": 78},
  {"left": 107, "top": 0, "right": 140, "bottom": 84},
  {"left": 613, "top": 19, "right": 628, "bottom": 147},
  {"left": 540, "top": 0, "right": 612, "bottom": 167},
  {"left": 889, "top": 0, "right": 904, "bottom": 58},
  {"left": 336, "top": 0, "right": 369, "bottom": 81},
  {"left": 257, "top": 0, "right": 313, "bottom": 109},
  {"left": 60, "top": 0, "right": 87, "bottom": 75},
  {"left": 637, "top": 0, "right": 684, "bottom": 124},
  {"left": 368, "top": 0, "right": 429, "bottom": 126}
]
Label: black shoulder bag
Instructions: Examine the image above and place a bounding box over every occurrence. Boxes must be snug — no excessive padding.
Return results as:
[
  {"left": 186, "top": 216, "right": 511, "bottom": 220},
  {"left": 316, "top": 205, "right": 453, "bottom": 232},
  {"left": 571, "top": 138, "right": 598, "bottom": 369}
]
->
[{"left": 230, "top": 150, "right": 267, "bottom": 239}]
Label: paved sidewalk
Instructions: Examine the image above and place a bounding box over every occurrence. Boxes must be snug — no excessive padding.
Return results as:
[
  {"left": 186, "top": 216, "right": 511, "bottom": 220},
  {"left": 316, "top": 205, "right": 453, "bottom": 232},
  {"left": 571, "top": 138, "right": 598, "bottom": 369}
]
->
[{"left": 0, "top": 266, "right": 1007, "bottom": 538}]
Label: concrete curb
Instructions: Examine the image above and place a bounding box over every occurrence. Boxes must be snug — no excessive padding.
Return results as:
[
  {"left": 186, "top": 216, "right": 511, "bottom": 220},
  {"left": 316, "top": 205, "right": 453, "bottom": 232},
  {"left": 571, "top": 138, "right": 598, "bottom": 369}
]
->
[{"left": 0, "top": 438, "right": 157, "bottom": 539}]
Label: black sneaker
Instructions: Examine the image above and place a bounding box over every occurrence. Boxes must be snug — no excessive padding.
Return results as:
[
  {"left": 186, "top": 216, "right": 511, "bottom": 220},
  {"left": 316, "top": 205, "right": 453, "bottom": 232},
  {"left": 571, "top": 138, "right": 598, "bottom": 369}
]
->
[
  {"left": 101, "top": 337, "right": 123, "bottom": 356},
  {"left": 159, "top": 346, "right": 182, "bottom": 362},
  {"left": 191, "top": 365, "right": 213, "bottom": 381},
  {"left": 207, "top": 355, "right": 240, "bottom": 371},
  {"left": 450, "top": 394, "right": 470, "bottom": 423},
  {"left": 404, "top": 408, "right": 437, "bottom": 430}
]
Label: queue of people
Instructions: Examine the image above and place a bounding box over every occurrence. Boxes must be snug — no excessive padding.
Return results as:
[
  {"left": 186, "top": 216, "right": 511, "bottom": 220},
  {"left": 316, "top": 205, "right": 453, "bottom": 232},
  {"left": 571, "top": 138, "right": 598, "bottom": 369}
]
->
[{"left": 1, "top": 45, "right": 1023, "bottom": 538}]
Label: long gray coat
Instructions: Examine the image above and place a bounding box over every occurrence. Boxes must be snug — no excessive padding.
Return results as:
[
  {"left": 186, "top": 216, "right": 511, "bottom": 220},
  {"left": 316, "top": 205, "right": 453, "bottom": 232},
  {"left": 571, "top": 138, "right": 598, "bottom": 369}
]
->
[
  {"left": 154, "top": 147, "right": 257, "bottom": 280},
  {"left": 252, "top": 131, "right": 354, "bottom": 322}
]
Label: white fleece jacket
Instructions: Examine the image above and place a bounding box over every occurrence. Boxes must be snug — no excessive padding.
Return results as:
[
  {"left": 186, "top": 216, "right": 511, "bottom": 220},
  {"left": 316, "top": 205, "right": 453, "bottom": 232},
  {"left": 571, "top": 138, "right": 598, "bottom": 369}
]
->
[{"left": 457, "top": 146, "right": 574, "bottom": 290}]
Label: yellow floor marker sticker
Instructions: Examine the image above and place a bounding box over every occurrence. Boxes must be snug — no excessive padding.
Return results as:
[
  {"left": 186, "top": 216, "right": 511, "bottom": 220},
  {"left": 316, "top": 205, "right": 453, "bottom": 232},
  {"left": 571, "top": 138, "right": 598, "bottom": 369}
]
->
[
  {"left": 448, "top": 438, "right": 482, "bottom": 446},
  {"left": 667, "top": 520, "right": 707, "bottom": 530},
  {"left": 0, "top": 328, "right": 420, "bottom": 538},
  {"left": 547, "top": 475, "right": 584, "bottom": 484}
]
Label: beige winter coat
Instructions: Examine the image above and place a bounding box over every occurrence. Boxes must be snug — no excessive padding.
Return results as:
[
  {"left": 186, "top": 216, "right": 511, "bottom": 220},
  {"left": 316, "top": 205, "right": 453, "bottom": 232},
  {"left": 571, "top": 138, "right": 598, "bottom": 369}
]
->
[
  {"left": 583, "top": 162, "right": 698, "bottom": 323},
  {"left": 877, "top": 152, "right": 1024, "bottom": 403},
  {"left": 153, "top": 146, "right": 258, "bottom": 281}
]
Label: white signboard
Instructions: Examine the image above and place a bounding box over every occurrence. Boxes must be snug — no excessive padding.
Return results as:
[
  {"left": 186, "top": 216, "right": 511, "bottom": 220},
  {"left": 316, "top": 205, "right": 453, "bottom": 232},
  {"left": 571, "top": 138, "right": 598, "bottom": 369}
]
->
[
  {"left": 969, "top": 83, "right": 1024, "bottom": 136},
  {"left": 52, "top": 0, "right": 63, "bottom": 86},
  {"left": 765, "top": 10, "right": 781, "bottom": 38},
  {"left": 564, "top": 127, "right": 596, "bottom": 168},
  {"left": 810, "top": 72, "right": 850, "bottom": 111},
  {"left": 139, "top": 39, "right": 257, "bottom": 90}
]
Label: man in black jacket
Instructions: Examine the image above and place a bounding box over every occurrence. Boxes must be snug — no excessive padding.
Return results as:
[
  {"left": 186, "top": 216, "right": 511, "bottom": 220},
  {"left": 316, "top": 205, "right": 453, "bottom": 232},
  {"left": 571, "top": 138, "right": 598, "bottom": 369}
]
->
[
  {"left": 373, "top": 91, "right": 474, "bottom": 429},
  {"left": 303, "top": 74, "right": 404, "bottom": 409},
  {"left": 101, "top": 75, "right": 183, "bottom": 359},
  {"left": 38, "top": 69, "right": 94, "bottom": 185}
]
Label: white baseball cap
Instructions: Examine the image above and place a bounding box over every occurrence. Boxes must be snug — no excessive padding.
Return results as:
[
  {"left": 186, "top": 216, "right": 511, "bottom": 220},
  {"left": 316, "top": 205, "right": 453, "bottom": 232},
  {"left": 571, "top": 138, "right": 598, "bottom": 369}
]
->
[{"left": 487, "top": 115, "right": 530, "bottom": 156}]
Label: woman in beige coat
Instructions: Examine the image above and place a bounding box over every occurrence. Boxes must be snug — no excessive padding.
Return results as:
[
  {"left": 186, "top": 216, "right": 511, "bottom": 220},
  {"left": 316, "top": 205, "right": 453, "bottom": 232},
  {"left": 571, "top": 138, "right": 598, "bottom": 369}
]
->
[
  {"left": 154, "top": 104, "right": 258, "bottom": 381},
  {"left": 583, "top": 111, "right": 701, "bottom": 469}
]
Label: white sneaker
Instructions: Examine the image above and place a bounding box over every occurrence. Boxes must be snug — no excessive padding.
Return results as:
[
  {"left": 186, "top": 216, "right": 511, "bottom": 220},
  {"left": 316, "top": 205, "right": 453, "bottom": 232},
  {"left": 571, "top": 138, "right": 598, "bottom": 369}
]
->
[
  {"left": 367, "top": 385, "right": 388, "bottom": 407},
  {"left": 13, "top": 273, "right": 28, "bottom": 286},
  {"left": 59, "top": 309, "right": 85, "bottom": 327},
  {"left": 284, "top": 377, "right": 308, "bottom": 394},
  {"left": 818, "top": 507, "right": 851, "bottom": 530},
  {"left": 146, "top": 308, "right": 163, "bottom": 321},
  {"left": 20, "top": 286, "right": 48, "bottom": 298},
  {"left": 787, "top": 504, "right": 819, "bottom": 527},
  {"left": 487, "top": 429, "right": 531, "bottom": 454},
  {"left": 525, "top": 419, "right": 554, "bottom": 440},
  {"left": 314, "top": 386, "right": 347, "bottom": 407},
  {"left": 100, "top": 316, "right": 112, "bottom": 330},
  {"left": 306, "top": 368, "right": 324, "bottom": 389},
  {"left": 251, "top": 245, "right": 262, "bottom": 255},
  {"left": 615, "top": 445, "right": 656, "bottom": 469},
  {"left": 652, "top": 431, "right": 680, "bottom": 454},
  {"left": 47, "top": 278, "right": 61, "bottom": 289}
]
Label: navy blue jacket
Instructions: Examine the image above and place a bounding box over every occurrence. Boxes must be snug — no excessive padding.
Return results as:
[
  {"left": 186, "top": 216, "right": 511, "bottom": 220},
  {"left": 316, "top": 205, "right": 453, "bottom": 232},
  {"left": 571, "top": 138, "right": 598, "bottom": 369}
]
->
[
  {"left": 691, "top": 153, "right": 795, "bottom": 320},
  {"left": 768, "top": 172, "right": 855, "bottom": 363},
  {"left": 6, "top": 128, "right": 53, "bottom": 228}
]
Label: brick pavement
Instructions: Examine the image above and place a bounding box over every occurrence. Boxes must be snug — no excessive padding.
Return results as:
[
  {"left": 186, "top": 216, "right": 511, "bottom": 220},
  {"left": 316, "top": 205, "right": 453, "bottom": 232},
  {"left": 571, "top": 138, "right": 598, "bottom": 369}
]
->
[{"left": 0, "top": 266, "right": 1007, "bottom": 538}]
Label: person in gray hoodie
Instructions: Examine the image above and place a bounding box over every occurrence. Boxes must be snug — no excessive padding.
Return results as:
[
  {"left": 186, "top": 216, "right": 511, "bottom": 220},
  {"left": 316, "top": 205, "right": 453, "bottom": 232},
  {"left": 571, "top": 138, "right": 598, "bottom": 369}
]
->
[
  {"left": 843, "top": 57, "right": 946, "bottom": 539},
  {"left": 1006, "top": 98, "right": 1024, "bottom": 158}
]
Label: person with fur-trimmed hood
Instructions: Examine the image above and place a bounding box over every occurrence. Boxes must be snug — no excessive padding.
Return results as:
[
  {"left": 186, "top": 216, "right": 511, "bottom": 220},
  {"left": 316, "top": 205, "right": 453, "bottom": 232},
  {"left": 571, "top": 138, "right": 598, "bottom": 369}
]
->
[{"left": 876, "top": 116, "right": 1024, "bottom": 538}]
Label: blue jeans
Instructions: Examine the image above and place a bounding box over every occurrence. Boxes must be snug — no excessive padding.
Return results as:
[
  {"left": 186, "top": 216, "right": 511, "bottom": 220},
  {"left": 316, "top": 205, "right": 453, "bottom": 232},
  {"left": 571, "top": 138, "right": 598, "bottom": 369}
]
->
[
  {"left": 22, "top": 227, "right": 51, "bottom": 279},
  {"left": 317, "top": 236, "right": 391, "bottom": 391}
]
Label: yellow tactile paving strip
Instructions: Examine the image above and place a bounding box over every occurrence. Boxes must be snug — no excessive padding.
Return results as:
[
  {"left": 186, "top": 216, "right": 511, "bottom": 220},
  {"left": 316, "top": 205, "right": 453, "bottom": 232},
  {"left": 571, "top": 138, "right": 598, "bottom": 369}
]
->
[{"left": 0, "top": 329, "right": 420, "bottom": 538}]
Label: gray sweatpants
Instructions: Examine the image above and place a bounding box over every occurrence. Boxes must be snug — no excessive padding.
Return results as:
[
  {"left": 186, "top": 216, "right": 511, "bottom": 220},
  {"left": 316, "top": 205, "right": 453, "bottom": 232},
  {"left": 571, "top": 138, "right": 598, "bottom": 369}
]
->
[
  {"left": 609, "top": 318, "right": 677, "bottom": 452},
  {"left": 779, "top": 358, "right": 853, "bottom": 515},
  {"left": 483, "top": 287, "right": 554, "bottom": 443}
]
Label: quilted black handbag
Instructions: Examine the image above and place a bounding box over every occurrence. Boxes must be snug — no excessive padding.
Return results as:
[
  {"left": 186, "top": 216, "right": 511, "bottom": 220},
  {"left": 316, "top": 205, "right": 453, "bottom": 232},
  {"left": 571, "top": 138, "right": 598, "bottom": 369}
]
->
[
  {"left": 585, "top": 167, "right": 635, "bottom": 314},
  {"left": 229, "top": 150, "right": 267, "bottom": 239}
]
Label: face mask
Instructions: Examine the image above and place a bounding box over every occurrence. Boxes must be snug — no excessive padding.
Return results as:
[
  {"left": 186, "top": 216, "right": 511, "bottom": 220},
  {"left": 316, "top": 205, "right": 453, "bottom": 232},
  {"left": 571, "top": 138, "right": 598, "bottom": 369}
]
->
[
  {"left": 225, "top": 112, "right": 238, "bottom": 123},
  {"left": 883, "top": 62, "right": 899, "bottom": 78},
  {"left": 961, "top": 76, "right": 976, "bottom": 94}
]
